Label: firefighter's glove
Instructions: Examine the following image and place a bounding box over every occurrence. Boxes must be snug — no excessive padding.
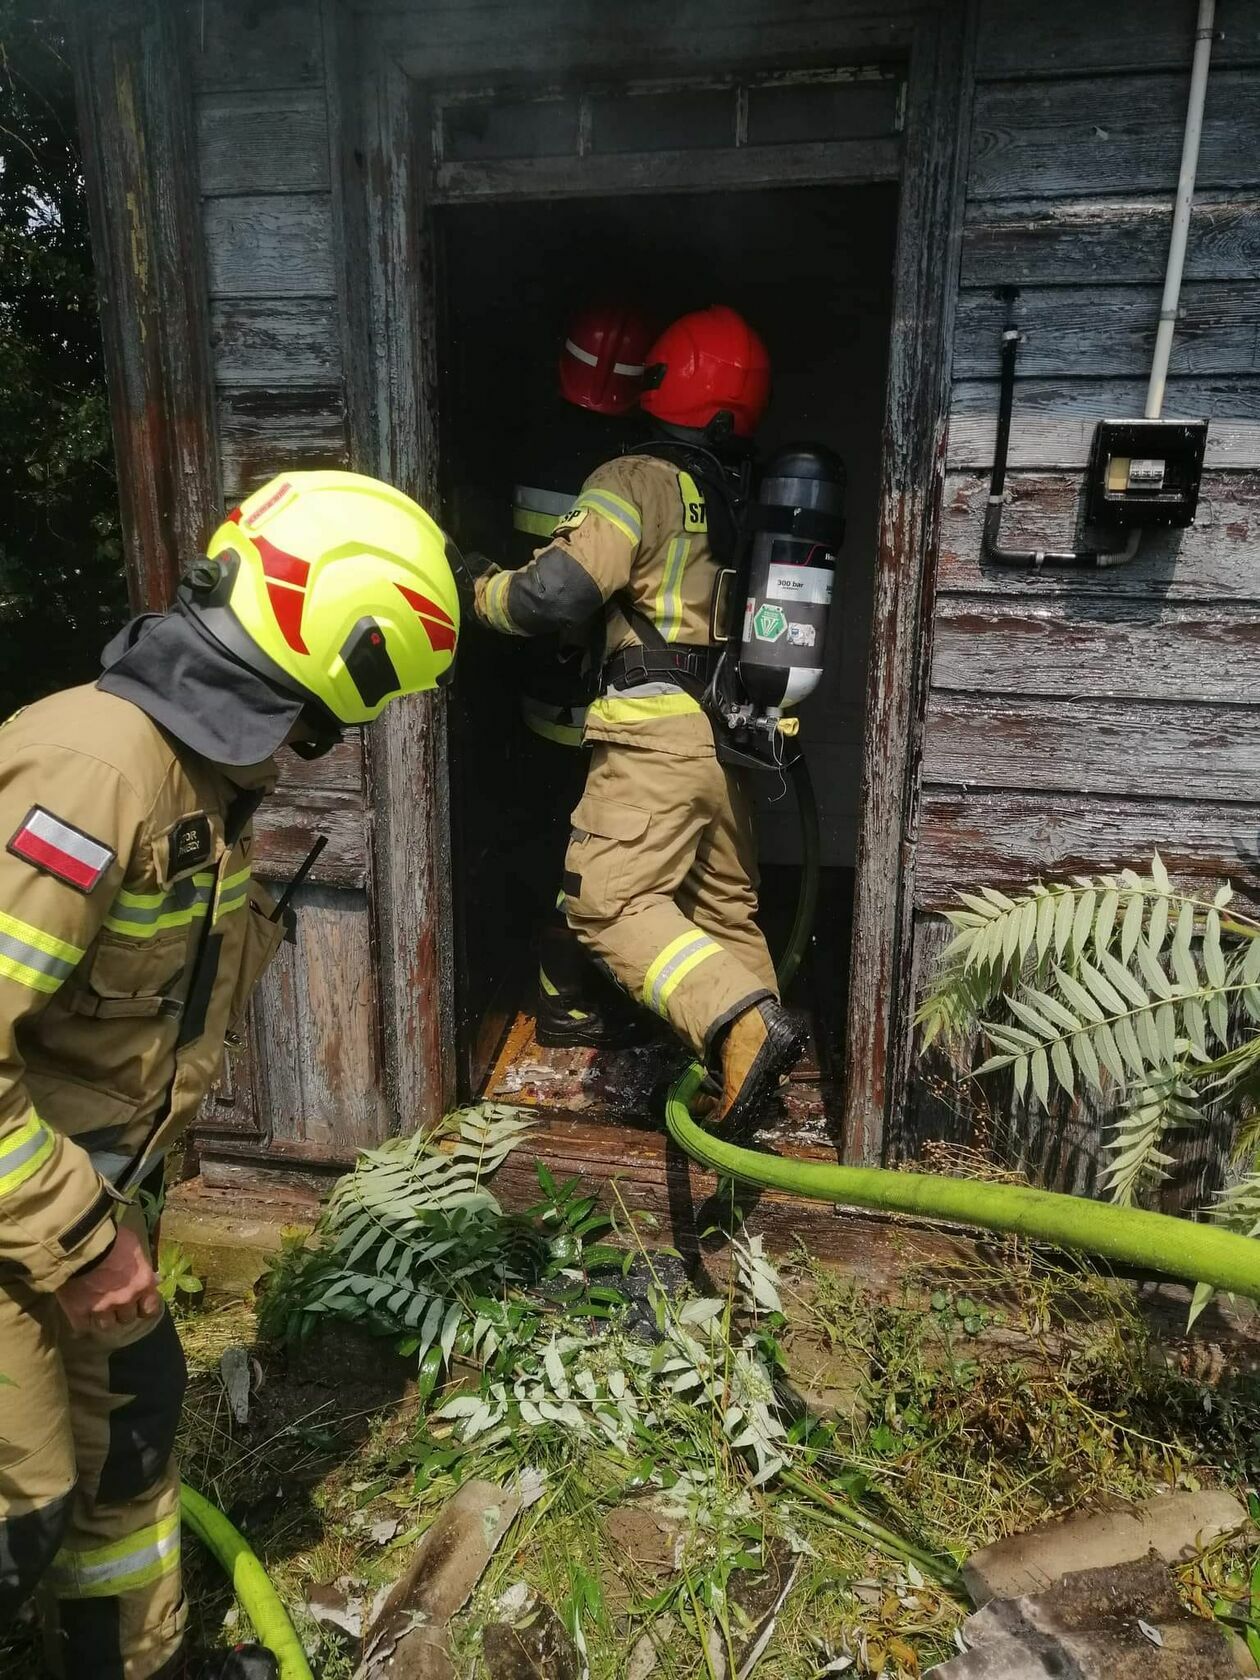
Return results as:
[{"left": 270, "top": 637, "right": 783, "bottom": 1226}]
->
[{"left": 449, "top": 545, "right": 499, "bottom": 611}]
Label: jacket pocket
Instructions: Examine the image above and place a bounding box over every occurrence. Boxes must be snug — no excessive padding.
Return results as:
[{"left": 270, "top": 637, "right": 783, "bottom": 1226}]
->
[
  {"left": 228, "top": 892, "right": 285, "bottom": 1029},
  {"left": 73, "top": 933, "right": 187, "bottom": 1020},
  {"left": 565, "top": 795, "right": 651, "bottom": 921}
]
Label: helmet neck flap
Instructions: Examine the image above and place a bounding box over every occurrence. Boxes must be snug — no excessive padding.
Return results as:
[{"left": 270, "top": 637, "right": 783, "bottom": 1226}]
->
[{"left": 98, "top": 598, "right": 341, "bottom": 771}]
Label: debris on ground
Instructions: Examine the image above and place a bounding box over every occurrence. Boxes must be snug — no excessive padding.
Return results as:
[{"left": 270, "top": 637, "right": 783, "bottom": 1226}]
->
[
  {"left": 219, "top": 1343, "right": 254, "bottom": 1425},
  {"left": 927, "top": 1555, "right": 1244, "bottom": 1678},
  {"left": 481, "top": 1597, "right": 581, "bottom": 1679},
  {"left": 964, "top": 1490, "right": 1252, "bottom": 1606},
  {"left": 6, "top": 1114, "right": 1255, "bottom": 1680},
  {"left": 357, "top": 1478, "right": 522, "bottom": 1679},
  {"left": 703, "top": 1536, "right": 800, "bottom": 1679}
]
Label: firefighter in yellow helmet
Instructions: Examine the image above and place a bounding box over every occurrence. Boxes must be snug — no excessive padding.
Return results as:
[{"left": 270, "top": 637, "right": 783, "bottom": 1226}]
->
[
  {"left": 0, "top": 471, "right": 458, "bottom": 1680},
  {"left": 473, "top": 306, "right": 806, "bottom": 1129}
]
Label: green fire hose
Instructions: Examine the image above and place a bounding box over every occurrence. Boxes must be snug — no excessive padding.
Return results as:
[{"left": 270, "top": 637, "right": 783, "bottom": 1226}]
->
[
  {"left": 180, "top": 1483, "right": 314, "bottom": 1680},
  {"left": 664, "top": 757, "right": 1260, "bottom": 1302}
]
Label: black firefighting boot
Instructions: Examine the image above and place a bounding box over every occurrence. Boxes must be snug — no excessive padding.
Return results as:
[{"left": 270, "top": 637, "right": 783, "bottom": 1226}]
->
[
  {"left": 709, "top": 999, "right": 808, "bottom": 1131},
  {"left": 535, "top": 925, "right": 651, "bottom": 1050},
  {"left": 153, "top": 1643, "right": 279, "bottom": 1680}
]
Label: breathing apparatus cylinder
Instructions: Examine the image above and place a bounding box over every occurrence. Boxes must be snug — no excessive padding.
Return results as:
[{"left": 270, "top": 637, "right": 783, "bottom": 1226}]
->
[{"left": 737, "top": 444, "right": 846, "bottom": 710}]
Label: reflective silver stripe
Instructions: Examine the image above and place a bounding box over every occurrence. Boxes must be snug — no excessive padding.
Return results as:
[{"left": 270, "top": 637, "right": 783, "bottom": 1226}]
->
[
  {"left": 606, "top": 679, "right": 687, "bottom": 699},
  {"left": 613, "top": 360, "right": 645, "bottom": 376},
  {"left": 87, "top": 1145, "right": 166, "bottom": 1185},
  {"left": 513, "top": 484, "right": 576, "bottom": 517},
  {"left": 51, "top": 1515, "right": 180, "bottom": 1596},
  {"left": 563, "top": 337, "right": 599, "bottom": 367},
  {"left": 108, "top": 879, "right": 212, "bottom": 929},
  {"left": 0, "top": 928, "right": 76, "bottom": 985},
  {"left": 646, "top": 932, "right": 718, "bottom": 1014},
  {"left": 0, "top": 1120, "right": 54, "bottom": 1184}
]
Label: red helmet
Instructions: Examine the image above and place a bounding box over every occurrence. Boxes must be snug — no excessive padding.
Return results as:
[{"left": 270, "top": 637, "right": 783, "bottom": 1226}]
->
[
  {"left": 640, "top": 305, "right": 771, "bottom": 439},
  {"left": 558, "top": 303, "right": 657, "bottom": 415}
]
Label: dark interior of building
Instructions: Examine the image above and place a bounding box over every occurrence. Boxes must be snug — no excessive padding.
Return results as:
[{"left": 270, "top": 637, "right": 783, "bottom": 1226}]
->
[{"left": 437, "top": 182, "right": 898, "bottom": 1133}]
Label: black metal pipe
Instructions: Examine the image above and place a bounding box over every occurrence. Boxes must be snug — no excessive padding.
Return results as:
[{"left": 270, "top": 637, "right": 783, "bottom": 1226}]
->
[{"left": 981, "top": 325, "right": 1139, "bottom": 570}]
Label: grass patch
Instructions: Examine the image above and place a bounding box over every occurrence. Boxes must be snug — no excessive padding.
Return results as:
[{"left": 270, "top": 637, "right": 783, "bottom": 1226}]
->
[{"left": 4, "top": 1131, "right": 1258, "bottom": 1678}]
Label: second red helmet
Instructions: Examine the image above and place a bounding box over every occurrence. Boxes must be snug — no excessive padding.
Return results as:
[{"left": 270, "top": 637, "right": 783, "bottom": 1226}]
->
[
  {"left": 640, "top": 305, "right": 771, "bottom": 439},
  {"left": 558, "top": 303, "right": 658, "bottom": 416}
]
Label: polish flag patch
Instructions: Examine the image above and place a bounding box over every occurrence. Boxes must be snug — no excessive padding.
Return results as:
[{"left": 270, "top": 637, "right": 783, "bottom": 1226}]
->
[{"left": 8, "top": 807, "right": 116, "bottom": 894}]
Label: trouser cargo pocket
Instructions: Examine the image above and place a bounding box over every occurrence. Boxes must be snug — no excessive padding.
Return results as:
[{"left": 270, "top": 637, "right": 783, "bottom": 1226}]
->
[{"left": 564, "top": 793, "right": 651, "bottom": 924}]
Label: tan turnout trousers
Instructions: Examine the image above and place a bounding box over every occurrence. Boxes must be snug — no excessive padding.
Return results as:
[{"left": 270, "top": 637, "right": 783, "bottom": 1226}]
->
[
  {"left": 565, "top": 743, "right": 777, "bottom": 1055},
  {"left": 475, "top": 452, "right": 778, "bottom": 1057},
  {"left": 0, "top": 1196, "right": 185, "bottom": 1678}
]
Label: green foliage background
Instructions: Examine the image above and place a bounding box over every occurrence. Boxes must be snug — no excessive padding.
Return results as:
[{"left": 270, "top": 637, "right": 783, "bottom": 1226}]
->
[{"left": 0, "top": 5, "right": 126, "bottom": 717}]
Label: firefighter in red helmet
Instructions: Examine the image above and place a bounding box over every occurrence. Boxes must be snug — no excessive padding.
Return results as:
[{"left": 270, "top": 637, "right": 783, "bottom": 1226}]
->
[
  {"left": 507, "top": 302, "right": 657, "bottom": 1050},
  {"left": 474, "top": 305, "right": 806, "bottom": 1129}
]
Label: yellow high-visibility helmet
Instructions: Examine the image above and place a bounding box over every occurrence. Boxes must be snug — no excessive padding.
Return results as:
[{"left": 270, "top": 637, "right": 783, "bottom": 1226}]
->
[{"left": 192, "top": 470, "right": 460, "bottom": 725}]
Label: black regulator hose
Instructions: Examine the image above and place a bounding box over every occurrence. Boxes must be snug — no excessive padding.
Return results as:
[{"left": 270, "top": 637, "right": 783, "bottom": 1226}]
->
[{"left": 776, "top": 753, "right": 820, "bottom": 995}]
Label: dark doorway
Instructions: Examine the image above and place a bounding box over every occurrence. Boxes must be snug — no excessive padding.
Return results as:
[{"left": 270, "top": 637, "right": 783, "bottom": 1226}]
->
[{"left": 437, "top": 182, "right": 899, "bottom": 1116}]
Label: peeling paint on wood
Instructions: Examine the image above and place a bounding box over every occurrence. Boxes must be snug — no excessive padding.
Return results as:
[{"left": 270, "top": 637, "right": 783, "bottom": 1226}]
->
[
  {"left": 73, "top": 0, "right": 221, "bottom": 609},
  {"left": 204, "top": 195, "right": 336, "bottom": 297},
  {"left": 844, "top": 8, "right": 973, "bottom": 1165},
  {"left": 198, "top": 88, "right": 331, "bottom": 194},
  {"left": 969, "top": 71, "right": 1260, "bottom": 200},
  {"left": 948, "top": 376, "right": 1260, "bottom": 470},
  {"left": 962, "top": 195, "right": 1260, "bottom": 287},
  {"left": 924, "top": 695, "right": 1259, "bottom": 804},
  {"left": 954, "top": 282, "right": 1260, "bottom": 380},
  {"left": 915, "top": 791, "right": 1260, "bottom": 910},
  {"left": 930, "top": 600, "right": 1260, "bottom": 702},
  {"left": 209, "top": 298, "right": 342, "bottom": 386},
  {"left": 217, "top": 385, "right": 348, "bottom": 499},
  {"left": 938, "top": 470, "right": 1260, "bottom": 598}
]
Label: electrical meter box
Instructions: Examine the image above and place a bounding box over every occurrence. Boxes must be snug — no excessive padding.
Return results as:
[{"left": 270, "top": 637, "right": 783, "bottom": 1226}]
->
[{"left": 1084, "top": 417, "right": 1209, "bottom": 529}]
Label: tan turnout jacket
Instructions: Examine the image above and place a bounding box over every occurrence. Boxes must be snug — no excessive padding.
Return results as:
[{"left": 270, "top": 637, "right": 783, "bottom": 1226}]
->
[
  {"left": 0, "top": 686, "right": 282, "bottom": 1292},
  {"left": 476, "top": 452, "right": 721, "bottom": 758}
]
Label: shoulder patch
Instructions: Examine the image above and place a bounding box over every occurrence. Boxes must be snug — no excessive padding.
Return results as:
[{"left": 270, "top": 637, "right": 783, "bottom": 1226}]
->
[
  {"left": 8, "top": 807, "right": 116, "bottom": 894},
  {"left": 165, "top": 813, "right": 213, "bottom": 880},
  {"left": 553, "top": 506, "right": 590, "bottom": 536},
  {"left": 677, "top": 470, "right": 708, "bottom": 534}
]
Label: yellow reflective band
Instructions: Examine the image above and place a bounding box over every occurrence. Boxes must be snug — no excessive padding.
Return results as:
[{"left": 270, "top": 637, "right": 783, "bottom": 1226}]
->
[
  {"left": 50, "top": 1510, "right": 180, "bottom": 1599},
  {"left": 521, "top": 698, "right": 587, "bottom": 747},
  {"left": 574, "top": 489, "right": 642, "bottom": 545},
  {"left": 0, "top": 1114, "right": 55, "bottom": 1198},
  {"left": 513, "top": 507, "right": 561, "bottom": 538},
  {"left": 555, "top": 890, "right": 567, "bottom": 912},
  {"left": 214, "top": 866, "right": 252, "bottom": 923},
  {"left": 0, "top": 911, "right": 84, "bottom": 995},
  {"left": 539, "top": 969, "right": 559, "bottom": 997},
  {"left": 588, "top": 693, "right": 702, "bottom": 725},
  {"left": 653, "top": 535, "right": 692, "bottom": 644},
  {"left": 482, "top": 571, "right": 524, "bottom": 636},
  {"left": 527, "top": 716, "right": 585, "bottom": 747},
  {"left": 104, "top": 872, "right": 215, "bottom": 940},
  {"left": 642, "top": 930, "right": 722, "bottom": 1016}
]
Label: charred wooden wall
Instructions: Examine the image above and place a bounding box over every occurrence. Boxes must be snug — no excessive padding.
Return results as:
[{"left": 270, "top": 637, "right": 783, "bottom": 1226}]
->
[
  {"left": 184, "top": 5, "right": 387, "bottom": 1183},
  {"left": 899, "top": 0, "right": 1260, "bottom": 1187}
]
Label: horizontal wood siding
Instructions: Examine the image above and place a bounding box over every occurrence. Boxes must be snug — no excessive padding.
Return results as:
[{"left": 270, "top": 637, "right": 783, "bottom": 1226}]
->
[
  {"left": 939, "top": 470, "right": 1260, "bottom": 598},
  {"left": 908, "top": 0, "right": 1260, "bottom": 1177},
  {"left": 195, "top": 3, "right": 346, "bottom": 510},
  {"left": 187, "top": 0, "right": 374, "bottom": 1176}
]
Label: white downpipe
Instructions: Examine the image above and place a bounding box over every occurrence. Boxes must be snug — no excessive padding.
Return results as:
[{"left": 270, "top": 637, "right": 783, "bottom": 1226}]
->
[{"left": 1146, "top": 0, "right": 1217, "bottom": 419}]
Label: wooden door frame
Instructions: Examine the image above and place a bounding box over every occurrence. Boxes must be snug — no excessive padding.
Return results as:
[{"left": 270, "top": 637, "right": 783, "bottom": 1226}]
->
[
  {"left": 72, "top": 0, "right": 222, "bottom": 614},
  {"left": 343, "top": 3, "right": 974, "bottom": 1157}
]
